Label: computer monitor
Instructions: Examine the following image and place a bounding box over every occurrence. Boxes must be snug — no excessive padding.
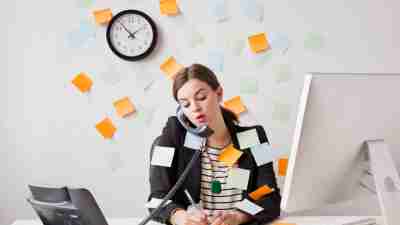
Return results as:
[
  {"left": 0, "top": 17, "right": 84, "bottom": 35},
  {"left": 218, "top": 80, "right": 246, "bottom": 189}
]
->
[
  {"left": 27, "top": 185, "right": 108, "bottom": 225},
  {"left": 281, "top": 73, "right": 400, "bottom": 224}
]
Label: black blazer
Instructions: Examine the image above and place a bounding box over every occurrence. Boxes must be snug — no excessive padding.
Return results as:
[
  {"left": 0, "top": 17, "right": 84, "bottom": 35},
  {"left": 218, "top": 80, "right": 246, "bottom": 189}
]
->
[{"left": 148, "top": 115, "right": 281, "bottom": 225}]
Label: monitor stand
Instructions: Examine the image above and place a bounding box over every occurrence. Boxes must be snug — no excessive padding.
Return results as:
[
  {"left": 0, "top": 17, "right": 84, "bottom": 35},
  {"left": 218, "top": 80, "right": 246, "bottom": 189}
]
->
[{"left": 364, "top": 140, "right": 400, "bottom": 225}]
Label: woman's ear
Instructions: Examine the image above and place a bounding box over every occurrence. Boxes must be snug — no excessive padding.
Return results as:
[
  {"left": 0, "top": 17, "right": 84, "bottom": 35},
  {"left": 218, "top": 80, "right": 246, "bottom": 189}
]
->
[{"left": 216, "top": 87, "right": 223, "bottom": 102}]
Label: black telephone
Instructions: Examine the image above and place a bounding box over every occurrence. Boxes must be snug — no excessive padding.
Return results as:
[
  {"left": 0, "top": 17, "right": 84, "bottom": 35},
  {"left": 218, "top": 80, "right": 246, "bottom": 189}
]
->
[{"left": 176, "top": 105, "right": 214, "bottom": 137}]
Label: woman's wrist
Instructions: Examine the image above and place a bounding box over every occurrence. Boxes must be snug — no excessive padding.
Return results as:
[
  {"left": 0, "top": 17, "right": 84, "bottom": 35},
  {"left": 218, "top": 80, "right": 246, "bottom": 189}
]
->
[{"left": 234, "top": 210, "right": 252, "bottom": 224}]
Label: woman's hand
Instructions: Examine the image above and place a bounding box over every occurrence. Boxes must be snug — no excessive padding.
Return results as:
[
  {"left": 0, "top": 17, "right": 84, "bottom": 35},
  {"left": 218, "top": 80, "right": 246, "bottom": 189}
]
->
[
  {"left": 210, "top": 211, "right": 252, "bottom": 225},
  {"left": 170, "top": 207, "right": 209, "bottom": 225}
]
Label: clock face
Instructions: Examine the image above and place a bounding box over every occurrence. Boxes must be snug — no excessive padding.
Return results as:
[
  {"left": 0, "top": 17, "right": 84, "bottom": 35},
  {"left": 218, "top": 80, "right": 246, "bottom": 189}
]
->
[{"left": 106, "top": 10, "right": 157, "bottom": 61}]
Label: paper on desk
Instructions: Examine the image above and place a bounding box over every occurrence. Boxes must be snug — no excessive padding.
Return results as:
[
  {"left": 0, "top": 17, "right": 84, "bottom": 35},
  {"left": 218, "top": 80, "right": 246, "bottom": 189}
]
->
[
  {"left": 95, "top": 118, "right": 116, "bottom": 139},
  {"left": 151, "top": 146, "right": 175, "bottom": 167},
  {"left": 250, "top": 143, "right": 287, "bottom": 166},
  {"left": 227, "top": 168, "right": 250, "bottom": 190},
  {"left": 235, "top": 198, "right": 263, "bottom": 215},
  {"left": 184, "top": 132, "right": 204, "bottom": 150},
  {"left": 218, "top": 144, "right": 243, "bottom": 167},
  {"left": 236, "top": 129, "right": 260, "bottom": 149},
  {"left": 223, "top": 96, "right": 247, "bottom": 115},
  {"left": 145, "top": 197, "right": 172, "bottom": 208}
]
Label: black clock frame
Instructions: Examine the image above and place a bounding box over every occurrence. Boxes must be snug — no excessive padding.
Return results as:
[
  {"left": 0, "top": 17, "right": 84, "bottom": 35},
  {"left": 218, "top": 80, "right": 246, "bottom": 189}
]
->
[{"left": 106, "top": 9, "right": 158, "bottom": 61}]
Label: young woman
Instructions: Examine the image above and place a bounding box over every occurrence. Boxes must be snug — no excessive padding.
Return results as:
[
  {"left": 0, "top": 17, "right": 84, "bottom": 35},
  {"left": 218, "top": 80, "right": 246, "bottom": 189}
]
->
[{"left": 148, "top": 64, "right": 281, "bottom": 225}]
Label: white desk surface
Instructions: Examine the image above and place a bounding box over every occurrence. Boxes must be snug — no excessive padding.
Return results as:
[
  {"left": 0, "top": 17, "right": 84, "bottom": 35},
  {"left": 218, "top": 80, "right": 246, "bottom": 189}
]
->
[{"left": 11, "top": 216, "right": 383, "bottom": 225}]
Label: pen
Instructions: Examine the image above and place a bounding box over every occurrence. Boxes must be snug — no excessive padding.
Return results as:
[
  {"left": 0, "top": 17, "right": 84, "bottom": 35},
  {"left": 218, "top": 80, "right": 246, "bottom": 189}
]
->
[{"left": 184, "top": 189, "right": 201, "bottom": 210}]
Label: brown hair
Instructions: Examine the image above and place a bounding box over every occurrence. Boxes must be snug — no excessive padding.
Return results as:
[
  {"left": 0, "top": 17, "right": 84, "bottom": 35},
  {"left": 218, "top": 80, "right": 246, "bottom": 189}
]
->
[{"left": 172, "top": 64, "right": 238, "bottom": 123}]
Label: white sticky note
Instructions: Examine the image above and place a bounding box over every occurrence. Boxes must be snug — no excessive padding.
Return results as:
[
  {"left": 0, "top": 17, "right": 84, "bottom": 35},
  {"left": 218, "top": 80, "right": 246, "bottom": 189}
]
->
[
  {"left": 250, "top": 143, "right": 287, "bottom": 166},
  {"left": 269, "top": 32, "right": 290, "bottom": 54},
  {"left": 145, "top": 198, "right": 172, "bottom": 208},
  {"left": 151, "top": 146, "right": 175, "bottom": 167},
  {"left": 207, "top": 51, "right": 224, "bottom": 72},
  {"left": 235, "top": 199, "right": 264, "bottom": 215},
  {"left": 208, "top": 0, "right": 229, "bottom": 22},
  {"left": 239, "top": 0, "right": 264, "bottom": 23},
  {"left": 227, "top": 168, "right": 250, "bottom": 190},
  {"left": 184, "top": 132, "right": 204, "bottom": 150},
  {"left": 237, "top": 129, "right": 260, "bottom": 149}
]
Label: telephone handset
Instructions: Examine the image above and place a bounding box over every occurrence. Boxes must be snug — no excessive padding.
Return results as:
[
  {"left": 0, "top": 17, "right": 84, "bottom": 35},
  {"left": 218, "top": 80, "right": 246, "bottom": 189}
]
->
[{"left": 176, "top": 105, "right": 214, "bottom": 138}]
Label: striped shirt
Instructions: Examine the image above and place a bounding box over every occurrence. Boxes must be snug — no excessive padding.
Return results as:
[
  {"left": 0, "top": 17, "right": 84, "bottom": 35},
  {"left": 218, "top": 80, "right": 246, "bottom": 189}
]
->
[{"left": 200, "top": 146, "right": 243, "bottom": 218}]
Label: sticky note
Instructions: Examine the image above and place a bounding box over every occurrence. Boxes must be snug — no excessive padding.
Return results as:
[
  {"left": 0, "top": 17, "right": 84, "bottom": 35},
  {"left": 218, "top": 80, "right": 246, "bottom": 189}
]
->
[
  {"left": 269, "top": 32, "right": 290, "bottom": 54},
  {"left": 208, "top": 0, "right": 229, "bottom": 22},
  {"left": 184, "top": 132, "right": 204, "bottom": 150},
  {"left": 235, "top": 199, "right": 263, "bottom": 215},
  {"left": 66, "top": 20, "right": 96, "bottom": 49},
  {"left": 160, "top": 0, "right": 179, "bottom": 15},
  {"left": 236, "top": 129, "right": 260, "bottom": 149},
  {"left": 272, "top": 101, "right": 291, "bottom": 123},
  {"left": 240, "top": 79, "right": 258, "bottom": 94},
  {"left": 160, "top": 56, "right": 183, "bottom": 79},
  {"left": 304, "top": 32, "right": 325, "bottom": 51},
  {"left": 240, "top": 0, "right": 264, "bottom": 23},
  {"left": 248, "top": 33, "right": 269, "bottom": 53},
  {"left": 113, "top": 97, "right": 136, "bottom": 118},
  {"left": 145, "top": 198, "right": 172, "bottom": 208},
  {"left": 93, "top": 8, "right": 112, "bottom": 25},
  {"left": 151, "top": 146, "right": 175, "bottom": 167},
  {"left": 95, "top": 118, "right": 116, "bottom": 139},
  {"left": 218, "top": 144, "right": 243, "bottom": 167},
  {"left": 223, "top": 96, "right": 247, "bottom": 115},
  {"left": 273, "top": 64, "right": 292, "bottom": 84},
  {"left": 227, "top": 168, "right": 250, "bottom": 190},
  {"left": 72, "top": 72, "right": 93, "bottom": 92},
  {"left": 278, "top": 158, "right": 288, "bottom": 176},
  {"left": 207, "top": 51, "right": 224, "bottom": 72},
  {"left": 249, "top": 185, "right": 274, "bottom": 201},
  {"left": 250, "top": 143, "right": 287, "bottom": 166}
]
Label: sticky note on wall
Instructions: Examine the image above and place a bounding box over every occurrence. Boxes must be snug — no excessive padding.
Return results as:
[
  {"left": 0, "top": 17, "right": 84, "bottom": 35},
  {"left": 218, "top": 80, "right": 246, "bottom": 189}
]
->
[
  {"left": 72, "top": 72, "right": 93, "bottom": 93},
  {"left": 113, "top": 97, "right": 136, "bottom": 118},
  {"left": 95, "top": 118, "right": 116, "bottom": 139},
  {"left": 278, "top": 158, "right": 288, "bottom": 176},
  {"left": 93, "top": 8, "right": 112, "bottom": 25},
  {"left": 218, "top": 144, "right": 243, "bottom": 167},
  {"left": 160, "top": 56, "right": 183, "bottom": 79},
  {"left": 160, "top": 0, "right": 179, "bottom": 15},
  {"left": 249, "top": 185, "right": 274, "bottom": 201},
  {"left": 227, "top": 168, "right": 250, "bottom": 190},
  {"left": 223, "top": 96, "right": 247, "bottom": 115},
  {"left": 248, "top": 33, "right": 270, "bottom": 53}
]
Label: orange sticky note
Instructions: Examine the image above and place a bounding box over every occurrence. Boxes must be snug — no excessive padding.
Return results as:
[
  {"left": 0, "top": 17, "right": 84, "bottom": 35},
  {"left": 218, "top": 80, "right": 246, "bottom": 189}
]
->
[
  {"left": 278, "top": 158, "right": 288, "bottom": 176},
  {"left": 113, "top": 97, "right": 136, "bottom": 118},
  {"left": 93, "top": 8, "right": 112, "bottom": 25},
  {"left": 218, "top": 144, "right": 243, "bottom": 167},
  {"left": 72, "top": 72, "right": 93, "bottom": 93},
  {"left": 248, "top": 33, "right": 270, "bottom": 53},
  {"left": 95, "top": 118, "right": 116, "bottom": 139},
  {"left": 160, "top": 0, "right": 179, "bottom": 15},
  {"left": 249, "top": 185, "right": 274, "bottom": 201},
  {"left": 160, "top": 56, "right": 183, "bottom": 79},
  {"left": 223, "top": 96, "right": 247, "bottom": 115}
]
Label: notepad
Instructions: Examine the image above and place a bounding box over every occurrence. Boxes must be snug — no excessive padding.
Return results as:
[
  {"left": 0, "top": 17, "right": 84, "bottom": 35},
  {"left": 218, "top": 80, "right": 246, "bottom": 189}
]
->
[
  {"left": 249, "top": 185, "right": 274, "bottom": 201},
  {"left": 72, "top": 72, "right": 93, "bottom": 93},
  {"left": 151, "top": 146, "right": 175, "bottom": 167},
  {"left": 93, "top": 8, "right": 112, "bottom": 25},
  {"left": 160, "top": 56, "right": 183, "bottom": 79},
  {"left": 160, "top": 0, "right": 179, "bottom": 15},
  {"left": 95, "top": 118, "right": 116, "bottom": 139},
  {"left": 227, "top": 168, "right": 250, "bottom": 190},
  {"left": 218, "top": 144, "right": 243, "bottom": 167},
  {"left": 113, "top": 97, "right": 136, "bottom": 118},
  {"left": 278, "top": 158, "right": 288, "bottom": 176},
  {"left": 236, "top": 129, "right": 260, "bottom": 149},
  {"left": 235, "top": 199, "right": 263, "bottom": 215},
  {"left": 250, "top": 143, "right": 287, "bottom": 166},
  {"left": 248, "top": 33, "right": 269, "bottom": 53},
  {"left": 223, "top": 96, "right": 247, "bottom": 115}
]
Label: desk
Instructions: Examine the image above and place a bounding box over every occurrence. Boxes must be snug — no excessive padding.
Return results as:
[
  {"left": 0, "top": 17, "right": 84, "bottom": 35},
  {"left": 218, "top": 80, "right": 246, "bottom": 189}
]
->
[{"left": 11, "top": 216, "right": 383, "bottom": 225}]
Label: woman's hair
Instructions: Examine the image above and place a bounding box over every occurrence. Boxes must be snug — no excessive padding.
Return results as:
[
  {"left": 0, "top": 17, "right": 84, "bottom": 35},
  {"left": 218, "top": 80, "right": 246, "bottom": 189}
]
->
[{"left": 172, "top": 63, "right": 238, "bottom": 123}]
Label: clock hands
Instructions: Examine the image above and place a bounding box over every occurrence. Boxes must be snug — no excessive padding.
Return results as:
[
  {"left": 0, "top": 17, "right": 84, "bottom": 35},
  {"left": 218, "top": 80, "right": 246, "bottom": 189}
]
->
[
  {"left": 132, "top": 25, "right": 146, "bottom": 36},
  {"left": 117, "top": 21, "right": 135, "bottom": 39}
]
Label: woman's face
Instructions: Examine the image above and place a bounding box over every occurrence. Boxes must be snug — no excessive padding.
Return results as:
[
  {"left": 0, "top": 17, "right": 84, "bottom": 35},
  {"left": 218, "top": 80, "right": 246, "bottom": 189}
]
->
[{"left": 177, "top": 78, "right": 222, "bottom": 128}]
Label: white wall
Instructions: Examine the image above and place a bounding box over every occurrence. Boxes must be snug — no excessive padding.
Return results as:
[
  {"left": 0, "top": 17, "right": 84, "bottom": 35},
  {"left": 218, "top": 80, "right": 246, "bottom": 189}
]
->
[{"left": 2, "top": 0, "right": 400, "bottom": 225}]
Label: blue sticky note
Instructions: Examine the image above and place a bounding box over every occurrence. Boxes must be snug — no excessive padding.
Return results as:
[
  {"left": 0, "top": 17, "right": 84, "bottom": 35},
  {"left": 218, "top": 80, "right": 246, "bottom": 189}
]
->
[
  {"left": 184, "top": 132, "right": 204, "bottom": 150},
  {"left": 66, "top": 20, "right": 96, "bottom": 49},
  {"left": 208, "top": 0, "right": 229, "bottom": 22},
  {"left": 207, "top": 51, "right": 224, "bottom": 72},
  {"left": 240, "top": 0, "right": 264, "bottom": 23},
  {"left": 269, "top": 32, "right": 290, "bottom": 54},
  {"left": 250, "top": 143, "right": 287, "bottom": 166}
]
